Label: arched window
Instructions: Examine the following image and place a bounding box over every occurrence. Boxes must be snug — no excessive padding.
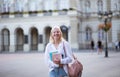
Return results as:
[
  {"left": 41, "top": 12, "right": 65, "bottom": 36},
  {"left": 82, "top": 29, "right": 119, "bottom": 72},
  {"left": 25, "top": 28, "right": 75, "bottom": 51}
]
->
[
  {"left": 84, "top": 0, "right": 91, "bottom": 17},
  {"left": 114, "top": 3, "right": 118, "bottom": 11},
  {"left": 60, "top": 25, "right": 68, "bottom": 41},
  {"left": 14, "top": 0, "right": 24, "bottom": 12},
  {"left": 114, "top": 0, "right": 120, "bottom": 11},
  {"left": 86, "top": 27, "right": 92, "bottom": 41},
  {"left": 113, "top": 0, "right": 120, "bottom": 16},
  {"left": 98, "top": 29, "right": 104, "bottom": 40},
  {"left": 97, "top": 0, "right": 103, "bottom": 12},
  {"left": 2, "top": 28, "right": 10, "bottom": 51},
  {"left": 85, "top": 0, "right": 90, "bottom": 13}
]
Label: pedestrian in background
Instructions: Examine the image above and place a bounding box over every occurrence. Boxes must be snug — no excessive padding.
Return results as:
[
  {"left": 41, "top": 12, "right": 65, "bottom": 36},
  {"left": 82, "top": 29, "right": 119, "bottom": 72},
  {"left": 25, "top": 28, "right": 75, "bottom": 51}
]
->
[
  {"left": 115, "top": 40, "right": 118, "bottom": 51},
  {"left": 118, "top": 41, "right": 120, "bottom": 51},
  {"left": 91, "top": 40, "right": 95, "bottom": 53},
  {"left": 97, "top": 40, "right": 102, "bottom": 54}
]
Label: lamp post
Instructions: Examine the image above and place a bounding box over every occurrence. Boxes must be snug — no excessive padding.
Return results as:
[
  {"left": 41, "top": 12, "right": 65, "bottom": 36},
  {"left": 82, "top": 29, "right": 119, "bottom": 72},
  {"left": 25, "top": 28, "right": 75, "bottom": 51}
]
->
[{"left": 98, "top": 11, "right": 112, "bottom": 57}]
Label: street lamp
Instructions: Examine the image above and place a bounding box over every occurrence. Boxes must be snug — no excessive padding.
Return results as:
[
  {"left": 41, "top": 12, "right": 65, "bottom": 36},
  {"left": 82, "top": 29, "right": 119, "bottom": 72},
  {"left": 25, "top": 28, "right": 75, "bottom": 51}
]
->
[{"left": 98, "top": 11, "right": 112, "bottom": 57}]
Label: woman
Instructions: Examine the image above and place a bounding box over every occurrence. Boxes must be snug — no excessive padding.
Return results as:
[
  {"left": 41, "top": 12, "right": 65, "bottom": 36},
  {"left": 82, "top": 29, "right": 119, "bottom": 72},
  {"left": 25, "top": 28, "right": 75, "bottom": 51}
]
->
[{"left": 45, "top": 26, "right": 73, "bottom": 77}]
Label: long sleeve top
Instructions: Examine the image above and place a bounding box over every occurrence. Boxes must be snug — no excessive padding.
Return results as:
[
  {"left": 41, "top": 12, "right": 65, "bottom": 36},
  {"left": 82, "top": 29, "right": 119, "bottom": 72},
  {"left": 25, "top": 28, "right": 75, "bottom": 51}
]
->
[{"left": 44, "top": 40, "right": 73, "bottom": 74}]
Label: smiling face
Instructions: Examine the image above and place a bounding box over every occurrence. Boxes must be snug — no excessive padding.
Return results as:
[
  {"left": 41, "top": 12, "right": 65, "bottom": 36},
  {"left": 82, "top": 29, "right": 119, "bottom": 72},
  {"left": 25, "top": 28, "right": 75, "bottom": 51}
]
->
[{"left": 51, "top": 26, "right": 62, "bottom": 43}]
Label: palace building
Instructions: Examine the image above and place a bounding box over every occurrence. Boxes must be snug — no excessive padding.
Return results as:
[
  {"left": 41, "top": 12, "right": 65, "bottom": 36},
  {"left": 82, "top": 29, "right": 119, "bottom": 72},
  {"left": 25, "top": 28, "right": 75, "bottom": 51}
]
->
[{"left": 0, "top": 0, "right": 120, "bottom": 52}]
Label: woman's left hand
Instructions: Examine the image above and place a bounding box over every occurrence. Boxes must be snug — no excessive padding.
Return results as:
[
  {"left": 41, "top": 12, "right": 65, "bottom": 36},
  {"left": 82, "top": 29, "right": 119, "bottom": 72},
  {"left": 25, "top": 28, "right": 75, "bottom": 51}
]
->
[
  {"left": 53, "top": 59, "right": 60, "bottom": 64},
  {"left": 54, "top": 59, "right": 63, "bottom": 67}
]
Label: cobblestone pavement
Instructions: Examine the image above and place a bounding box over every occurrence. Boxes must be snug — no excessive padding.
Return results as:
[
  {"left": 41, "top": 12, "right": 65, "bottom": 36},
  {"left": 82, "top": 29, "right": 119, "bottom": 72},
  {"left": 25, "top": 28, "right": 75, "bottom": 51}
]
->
[{"left": 0, "top": 50, "right": 120, "bottom": 77}]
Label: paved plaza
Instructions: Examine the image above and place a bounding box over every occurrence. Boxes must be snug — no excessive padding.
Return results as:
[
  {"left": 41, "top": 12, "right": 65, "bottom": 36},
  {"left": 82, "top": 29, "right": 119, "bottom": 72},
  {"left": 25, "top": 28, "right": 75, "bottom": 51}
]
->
[{"left": 0, "top": 50, "right": 120, "bottom": 77}]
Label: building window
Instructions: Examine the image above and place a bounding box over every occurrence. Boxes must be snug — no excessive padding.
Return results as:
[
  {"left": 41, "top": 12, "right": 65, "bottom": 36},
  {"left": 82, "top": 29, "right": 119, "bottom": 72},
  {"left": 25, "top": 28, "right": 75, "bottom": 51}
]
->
[
  {"left": 2, "top": 29, "right": 10, "bottom": 51},
  {"left": 24, "top": 35, "right": 28, "bottom": 44},
  {"left": 114, "top": 3, "right": 118, "bottom": 11},
  {"left": 39, "top": 35, "right": 43, "bottom": 43},
  {"left": 58, "top": 0, "right": 69, "bottom": 10},
  {"left": 28, "top": 0, "right": 37, "bottom": 11},
  {"left": 98, "top": 29, "right": 104, "bottom": 40},
  {"left": 1, "top": 0, "right": 10, "bottom": 13},
  {"left": 86, "top": 27, "right": 92, "bottom": 41},
  {"left": 36, "top": 0, "right": 43, "bottom": 11},
  {"left": 114, "top": 0, "right": 120, "bottom": 11},
  {"left": 84, "top": 0, "right": 91, "bottom": 17},
  {"left": 97, "top": 0, "right": 103, "bottom": 12},
  {"left": 113, "top": 0, "right": 120, "bottom": 16},
  {"left": 14, "top": 0, "right": 24, "bottom": 12},
  {"left": 119, "top": 0, "right": 120, "bottom": 11},
  {"left": 85, "top": 0, "right": 90, "bottom": 13},
  {"left": 43, "top": 0, "right": 55, "bottom": 10}
]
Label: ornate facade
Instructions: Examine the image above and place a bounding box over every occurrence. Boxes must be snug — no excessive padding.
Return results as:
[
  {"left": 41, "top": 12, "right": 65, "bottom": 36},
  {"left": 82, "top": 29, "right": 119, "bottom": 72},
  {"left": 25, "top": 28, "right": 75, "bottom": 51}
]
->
[
  {"left": 77, "top": 0, "right": 120, "bottom": 49},
  {"left": 0, "top": 0, "right": 120, "bottom": 52}
]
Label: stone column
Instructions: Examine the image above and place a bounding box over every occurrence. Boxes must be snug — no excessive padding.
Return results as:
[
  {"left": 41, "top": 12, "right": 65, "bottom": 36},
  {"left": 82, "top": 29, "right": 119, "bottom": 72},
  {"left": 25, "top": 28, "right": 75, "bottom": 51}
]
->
[
  {"left": 70, "top": 17, "right": 79, "bottom": 49},
  {"left": 38, "top": 34, "right": 44, "bottom": 52},
  {"left": 9, "top": 34, "right": 15, "bottom": 52},
  {"left": 37, "top": 27, "right": 44, "bottom": 52},
  {"left": 38, "top": 44, "right": 44, "bottom": 52},
  {"left": 24, "top": 35, "right": 30, "bottom": 52},
  {"left": 23, "top": 27, "right": 30, "bottom": 52}
]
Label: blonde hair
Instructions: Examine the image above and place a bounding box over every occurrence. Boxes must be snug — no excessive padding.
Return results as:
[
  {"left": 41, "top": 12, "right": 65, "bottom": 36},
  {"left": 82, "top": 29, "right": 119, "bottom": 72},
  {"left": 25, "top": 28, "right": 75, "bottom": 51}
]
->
[{"left": 49, "top": 26, "right": 64, "bottom": 43}]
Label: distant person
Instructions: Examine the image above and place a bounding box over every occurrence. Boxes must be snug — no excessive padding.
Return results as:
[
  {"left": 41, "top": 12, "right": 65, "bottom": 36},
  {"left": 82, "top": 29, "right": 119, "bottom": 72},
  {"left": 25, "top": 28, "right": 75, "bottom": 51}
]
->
[
  {"left": 115, "top": 41, "right": 118, "bottom": 51},
  {"left": 97, "top": 40, "right": 102, "bottom": 54},
  {"left": 119, "top": 41, "right": 120, "bottom": 51},
  {"left": 91, "top": 40, "right": 95, "bottom": 52}
]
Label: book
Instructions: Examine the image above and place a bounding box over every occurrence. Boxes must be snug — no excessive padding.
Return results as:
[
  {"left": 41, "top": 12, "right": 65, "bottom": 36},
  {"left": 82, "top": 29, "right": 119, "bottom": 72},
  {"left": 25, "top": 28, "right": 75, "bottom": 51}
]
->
[
  {"left": 49, "top": 51, "right": 61, "bottom": 62},
  {"left": 52, "top": 53, "right": 62, "bottom": 62}
]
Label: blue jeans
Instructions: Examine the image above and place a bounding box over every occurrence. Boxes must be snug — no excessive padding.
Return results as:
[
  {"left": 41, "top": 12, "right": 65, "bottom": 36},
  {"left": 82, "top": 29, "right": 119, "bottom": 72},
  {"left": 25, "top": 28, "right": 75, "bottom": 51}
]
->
[{"left": 49, "top": 67, "right": 67, "bottom": 77}]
